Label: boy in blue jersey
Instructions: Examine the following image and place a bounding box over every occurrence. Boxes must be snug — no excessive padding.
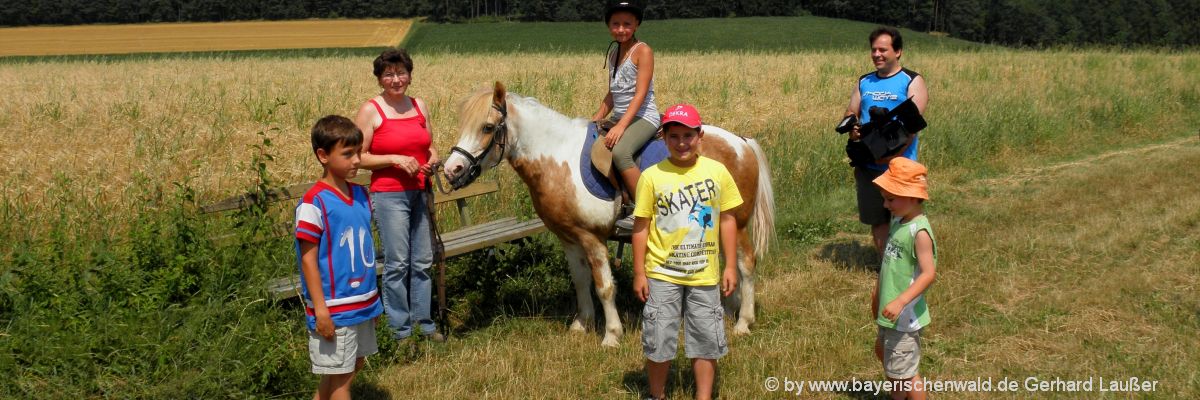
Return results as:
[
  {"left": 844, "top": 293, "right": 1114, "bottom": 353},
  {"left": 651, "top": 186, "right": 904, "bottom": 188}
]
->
[
  {"left": 295, "top": 115, "right": 383, "bottom": 400},
  {"left": 844, "top": 26, "right": 929, "bottom": 257}
]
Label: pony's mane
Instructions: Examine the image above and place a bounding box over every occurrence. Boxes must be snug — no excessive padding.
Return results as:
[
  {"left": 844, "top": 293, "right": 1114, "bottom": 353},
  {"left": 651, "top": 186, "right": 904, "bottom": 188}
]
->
[
  {"left": 457, "top": 87, "right": 499, "bottom": 132},
  {"left": 457, "top": 86, "right": 573, "bottom": 131}
]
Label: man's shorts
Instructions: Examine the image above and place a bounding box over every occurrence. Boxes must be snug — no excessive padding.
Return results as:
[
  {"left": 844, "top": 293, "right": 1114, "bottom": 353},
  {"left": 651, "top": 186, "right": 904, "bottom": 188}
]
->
[
  {"left": 641, "top": 278, "right": 728, "bottom": 363},
  {"left": 878, "top": 326, "right": 922, "bottom": 380},
  {"left": 855, "top": 167, "right": 891, "bottom": 226},
  {"left": 308, "top": 319, "right": 378, "bottom": 375}
]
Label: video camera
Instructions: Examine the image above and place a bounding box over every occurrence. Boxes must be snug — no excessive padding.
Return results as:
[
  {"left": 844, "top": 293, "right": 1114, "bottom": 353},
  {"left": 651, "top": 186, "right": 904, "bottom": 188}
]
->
[
  {"left": 837, "top": 98, "right": 927, "bottom": 167},
  {"left": 835, "top": 114, "right": 857, "bottom": 134}
]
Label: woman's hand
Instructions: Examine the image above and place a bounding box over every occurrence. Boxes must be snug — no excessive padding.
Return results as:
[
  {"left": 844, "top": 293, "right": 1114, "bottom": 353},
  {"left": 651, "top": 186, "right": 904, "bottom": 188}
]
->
[
  {"left": 605, "top": 124, "right": 626, "bottom": 149},
  {"left": 392, "top": 155, "right": 420, "bottom": 175},
  {"left": 420, "top": 152, "right": 440, "bottom": 175}
]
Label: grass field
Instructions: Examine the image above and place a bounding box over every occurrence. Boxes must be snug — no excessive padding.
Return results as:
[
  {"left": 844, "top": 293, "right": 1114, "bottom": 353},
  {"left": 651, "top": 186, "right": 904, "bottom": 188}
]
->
[
  {"left": 404, "top": 16, "right": 985, "bottom": 54},
  {"left": 0, "top": 19, "right": 412, "bottom": 57},
  {"left": 367, "top": 138, "right": 1200, "bottom": 399},
  {"left": 1, "top": 17, "right": 1198, "bottom": 398}
]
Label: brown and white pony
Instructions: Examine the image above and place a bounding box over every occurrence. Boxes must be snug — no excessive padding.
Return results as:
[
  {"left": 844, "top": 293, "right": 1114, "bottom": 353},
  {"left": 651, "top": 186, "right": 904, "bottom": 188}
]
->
[{"left": 442, "top": 82, "right": 774, "bottom": 347}]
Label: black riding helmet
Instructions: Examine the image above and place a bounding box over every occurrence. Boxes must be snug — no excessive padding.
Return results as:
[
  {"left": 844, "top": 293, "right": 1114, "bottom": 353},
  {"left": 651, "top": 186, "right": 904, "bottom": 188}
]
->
[{"left": 604, "top": 0, "right": 643, "bottom": 24}]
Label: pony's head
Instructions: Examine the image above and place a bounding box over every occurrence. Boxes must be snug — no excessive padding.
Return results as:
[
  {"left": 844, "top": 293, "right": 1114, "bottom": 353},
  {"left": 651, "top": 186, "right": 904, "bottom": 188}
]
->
[{"left": 444, "top": 81, "right": 511, "bottom": 189}]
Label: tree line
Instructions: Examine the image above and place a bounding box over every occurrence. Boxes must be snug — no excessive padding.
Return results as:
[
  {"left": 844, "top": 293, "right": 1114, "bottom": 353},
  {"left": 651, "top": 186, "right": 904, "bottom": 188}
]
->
[{"left": 3, "top": 0, "right": 1196, "bottom": 48}]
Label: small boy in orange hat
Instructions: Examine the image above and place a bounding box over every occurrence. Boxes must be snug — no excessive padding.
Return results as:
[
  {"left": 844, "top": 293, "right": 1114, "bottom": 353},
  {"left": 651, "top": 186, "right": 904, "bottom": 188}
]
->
[{"left": 871, "top": 157, "right": 937, "bottom": 400}]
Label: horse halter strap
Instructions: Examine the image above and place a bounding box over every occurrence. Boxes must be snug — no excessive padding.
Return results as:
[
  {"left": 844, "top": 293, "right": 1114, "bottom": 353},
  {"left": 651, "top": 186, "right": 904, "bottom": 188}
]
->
[{"left": 448, "top": 101, "right": 509, "bottom": 190}]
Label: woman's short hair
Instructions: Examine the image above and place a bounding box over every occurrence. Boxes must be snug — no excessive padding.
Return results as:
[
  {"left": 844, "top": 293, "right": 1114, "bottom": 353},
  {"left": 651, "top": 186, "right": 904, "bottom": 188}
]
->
[{"left": 373, "top": 48, "right": 414, "bottom": 78}]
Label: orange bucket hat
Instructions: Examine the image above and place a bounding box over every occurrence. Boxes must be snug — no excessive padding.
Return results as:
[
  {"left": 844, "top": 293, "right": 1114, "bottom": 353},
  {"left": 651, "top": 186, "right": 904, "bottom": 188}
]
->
[{"left": 873, "top": 157, "right": 930, "bottom": 200}]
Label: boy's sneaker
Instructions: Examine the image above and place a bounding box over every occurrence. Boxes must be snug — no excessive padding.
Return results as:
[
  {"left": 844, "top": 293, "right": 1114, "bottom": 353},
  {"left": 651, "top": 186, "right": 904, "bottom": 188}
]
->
[{"left": 614, "top": 215, "right": 636, "bottom": 231}]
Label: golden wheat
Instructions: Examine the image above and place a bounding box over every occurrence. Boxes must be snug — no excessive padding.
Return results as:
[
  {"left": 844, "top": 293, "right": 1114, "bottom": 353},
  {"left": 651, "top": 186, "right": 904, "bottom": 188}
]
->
[
  {"left": 0, "top": 19, "right": 412, "bottom": 57},
  {"left": 1, "top": 50, "right": 1195, "bottom": 237}
]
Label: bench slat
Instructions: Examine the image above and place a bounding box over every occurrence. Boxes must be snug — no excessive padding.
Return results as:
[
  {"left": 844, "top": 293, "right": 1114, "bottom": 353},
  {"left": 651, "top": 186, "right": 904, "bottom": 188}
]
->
[
  {"left": 201, "top": 182, "right": 314, "bottom": 213},
  {"left": 201, "top": 174, "right": 496, "bottom": 213},
  {"left": 265, "top": 218, "right": 546, "bottom": 299},
  {"left": 433, "top": 181, "right": 499, "bottom": 205},
  {"left": 443, "top": 219, "right": 546, "bottom": 257},
  {"left": 439, "top": 217, "right": 518, "bottom": 242}
]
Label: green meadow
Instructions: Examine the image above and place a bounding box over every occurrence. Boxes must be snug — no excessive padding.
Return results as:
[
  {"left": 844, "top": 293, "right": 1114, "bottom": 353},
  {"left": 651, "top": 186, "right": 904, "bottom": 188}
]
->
[
  {"left": 403, "top": 16, "right": 986, "bottom": 54},
  {"left": 1, "top": 17, "right": 1197, "bottom": 398}
]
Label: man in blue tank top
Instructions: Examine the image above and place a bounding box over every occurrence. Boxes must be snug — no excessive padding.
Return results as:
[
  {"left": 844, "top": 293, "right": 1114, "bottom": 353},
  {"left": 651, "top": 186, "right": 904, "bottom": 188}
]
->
[{"left": 844, "top": 26, "right": 929, "bottom": 257}]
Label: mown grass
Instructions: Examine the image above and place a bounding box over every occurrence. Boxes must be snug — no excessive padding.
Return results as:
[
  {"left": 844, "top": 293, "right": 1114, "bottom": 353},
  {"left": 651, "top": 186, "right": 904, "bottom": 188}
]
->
[
  {"left": 403, "top": 16, "right": 986, "bottom": 54},
  {"left": 371, "top": 138, "right": 1199, "bottom": 399},
  {"left": 1, "top": 21, "right": 1199, "bottom": 397}
]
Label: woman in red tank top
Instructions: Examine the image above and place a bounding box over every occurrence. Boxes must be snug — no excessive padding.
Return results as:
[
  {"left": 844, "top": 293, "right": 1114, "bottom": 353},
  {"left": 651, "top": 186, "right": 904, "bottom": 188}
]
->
[{"left": 353, "top": 49, "right": 443, "bottom": 342}]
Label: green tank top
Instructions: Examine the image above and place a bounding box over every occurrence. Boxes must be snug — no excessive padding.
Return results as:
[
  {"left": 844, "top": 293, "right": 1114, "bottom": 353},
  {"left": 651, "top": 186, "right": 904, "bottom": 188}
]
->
[{"left": 877, "top": 214, "right": 936, "bottom": 331}]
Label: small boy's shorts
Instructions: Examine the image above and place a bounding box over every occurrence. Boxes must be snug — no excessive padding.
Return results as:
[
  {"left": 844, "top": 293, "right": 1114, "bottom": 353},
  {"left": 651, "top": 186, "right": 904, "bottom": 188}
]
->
[
  {"left": 641, "top": 278, "right": 728, "bottom": 363},
  {"left": 309, "top": 319, "right": 378, "bottom": 375},
  {"left": 878, "top": 326, "right": 922, "bottom": 380}
]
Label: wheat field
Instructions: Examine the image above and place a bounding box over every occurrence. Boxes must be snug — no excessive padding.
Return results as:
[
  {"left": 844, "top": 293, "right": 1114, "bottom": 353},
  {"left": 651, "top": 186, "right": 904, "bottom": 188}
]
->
[
  {"left": 0, "top": 19, "right": 412, "bottom": 57},
  {"left": 1, "top": 50, "right": 1195, "bottom": 236}
]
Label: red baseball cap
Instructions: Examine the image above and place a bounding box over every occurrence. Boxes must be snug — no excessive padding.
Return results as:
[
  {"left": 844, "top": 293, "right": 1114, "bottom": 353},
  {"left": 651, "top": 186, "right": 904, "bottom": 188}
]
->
[{"left": 662, "top": 103, "right": 702, "bottom": 128}]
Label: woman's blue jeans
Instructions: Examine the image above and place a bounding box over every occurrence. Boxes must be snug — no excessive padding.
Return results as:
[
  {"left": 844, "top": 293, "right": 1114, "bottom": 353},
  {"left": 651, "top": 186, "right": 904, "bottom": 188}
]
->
[{"left": 372, "top": 190, "right": 435, "bottom": 339}]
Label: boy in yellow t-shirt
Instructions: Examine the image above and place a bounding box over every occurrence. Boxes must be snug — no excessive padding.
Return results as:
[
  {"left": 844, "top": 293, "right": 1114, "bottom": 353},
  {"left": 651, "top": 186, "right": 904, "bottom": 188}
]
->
[{"left": 632, "top": 104, "right": 742, "bottom": 400}]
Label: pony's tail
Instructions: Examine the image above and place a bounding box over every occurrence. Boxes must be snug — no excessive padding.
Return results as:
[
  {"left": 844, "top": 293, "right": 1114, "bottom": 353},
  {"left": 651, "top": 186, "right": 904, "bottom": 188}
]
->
[{"left": 747, "top": 138, "right": 775, "bottom": 260}]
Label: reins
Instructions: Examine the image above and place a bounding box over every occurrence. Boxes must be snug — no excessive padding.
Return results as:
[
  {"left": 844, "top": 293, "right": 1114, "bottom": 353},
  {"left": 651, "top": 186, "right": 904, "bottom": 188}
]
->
[
  {"left": 423, "top": 98, "right": 511, "bottom": 337},
  {"left": 423, "top": 99, "right": 515, "bottom": 336},
  {"left": 424, "top": 174, "right": 449, "bottom": 338}
]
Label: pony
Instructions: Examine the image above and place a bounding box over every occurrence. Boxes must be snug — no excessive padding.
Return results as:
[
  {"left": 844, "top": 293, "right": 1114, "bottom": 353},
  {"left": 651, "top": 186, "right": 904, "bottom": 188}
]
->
[{"left": 442, "top": 82, "right": 775, "bottom": 347}]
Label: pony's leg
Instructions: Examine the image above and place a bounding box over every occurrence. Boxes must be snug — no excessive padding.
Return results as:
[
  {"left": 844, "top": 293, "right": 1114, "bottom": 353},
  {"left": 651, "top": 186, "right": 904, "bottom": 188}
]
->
[
  {"left": 733, "top": 229, "right": 757, "bottom": 336},
  {"left": 582, "top": 237, "right": 624, "bottom": 347},
  {"left": 563, "top": 243, "right": 596, "bottom": 333}
]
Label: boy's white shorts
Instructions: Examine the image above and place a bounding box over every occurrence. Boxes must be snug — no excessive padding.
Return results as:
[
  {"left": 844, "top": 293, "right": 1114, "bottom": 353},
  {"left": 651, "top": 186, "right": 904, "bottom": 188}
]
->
[
  {"left": 878, "top": 326, "right": 922, "bottom": 380},
  {"left": 309, "top": 319, "right": 378, "bottom": 375}
]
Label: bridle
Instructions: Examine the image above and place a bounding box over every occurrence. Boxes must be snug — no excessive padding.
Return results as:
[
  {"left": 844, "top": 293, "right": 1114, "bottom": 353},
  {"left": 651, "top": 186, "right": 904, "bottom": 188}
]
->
[{"left": 446, "top": 100, "right": 509, "bottom": 190}]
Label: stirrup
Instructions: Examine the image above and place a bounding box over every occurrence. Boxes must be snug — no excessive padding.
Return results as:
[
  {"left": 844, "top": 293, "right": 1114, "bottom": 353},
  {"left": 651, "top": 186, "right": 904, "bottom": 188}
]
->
[
  {"left": 614, "top": 202, "right": 637, "bottom": 233},
  {"left": 620, "top": 202, "right": 636, "bottom": 218}
]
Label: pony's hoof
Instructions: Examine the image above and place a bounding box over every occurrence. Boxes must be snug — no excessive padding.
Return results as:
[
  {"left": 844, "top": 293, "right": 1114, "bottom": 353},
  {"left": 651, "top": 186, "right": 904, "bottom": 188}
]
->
[
  {"left": 732, "top": 322, "right": 752, "bottom": 336},
  {"left": 569, "top": 319, "right": 590, "bottom": 333},
  {"left": 601, "top": 335, "right": 620, "bottom": 348}
]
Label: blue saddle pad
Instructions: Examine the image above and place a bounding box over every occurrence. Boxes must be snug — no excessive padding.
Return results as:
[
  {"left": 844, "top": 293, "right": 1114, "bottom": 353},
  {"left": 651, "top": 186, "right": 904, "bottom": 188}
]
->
[{"left": 580, "top": 123, "right": 669, "bottom": 201}]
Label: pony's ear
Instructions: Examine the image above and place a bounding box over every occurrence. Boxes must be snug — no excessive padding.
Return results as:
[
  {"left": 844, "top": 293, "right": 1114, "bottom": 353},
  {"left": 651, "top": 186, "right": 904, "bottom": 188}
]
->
[{"left": 492, "top": 81, "right": 506, "bottom": 105}]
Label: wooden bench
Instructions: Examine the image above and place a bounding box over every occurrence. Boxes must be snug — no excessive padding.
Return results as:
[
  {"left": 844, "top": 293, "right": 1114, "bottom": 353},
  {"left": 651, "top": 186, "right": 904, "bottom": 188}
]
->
[{"left": 201, "top": 176, "right": 546, "bottom": 299}]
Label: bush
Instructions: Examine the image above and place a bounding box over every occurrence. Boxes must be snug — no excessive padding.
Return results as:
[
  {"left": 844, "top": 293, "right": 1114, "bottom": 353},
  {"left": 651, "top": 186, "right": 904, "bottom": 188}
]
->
[
  {"left": 441, "top": 235, "right": 645, "bottom": 335},
  {"left": 0, "top": 134, "right": 313, "bottom": 397},
  {"left": 444, "top": 236, "right": 574, "bottom": 329}
]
